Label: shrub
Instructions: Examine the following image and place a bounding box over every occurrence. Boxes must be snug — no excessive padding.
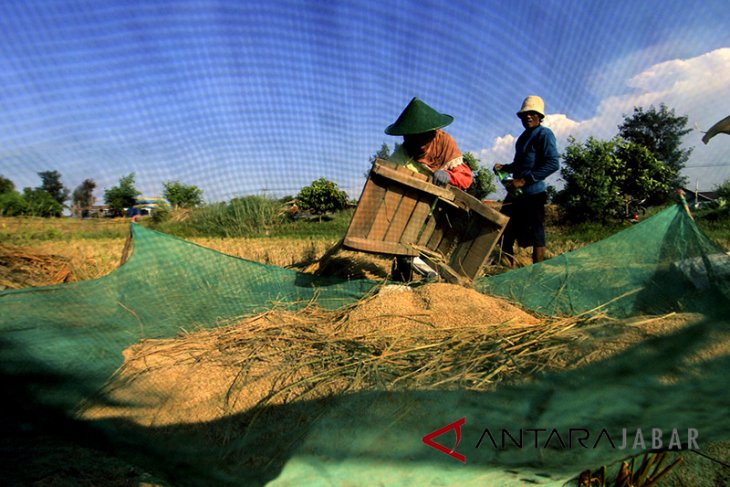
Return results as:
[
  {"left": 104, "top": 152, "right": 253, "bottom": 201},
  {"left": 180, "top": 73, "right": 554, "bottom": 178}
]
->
[
  {"left": 0, "top": 191, "right": 28, "bottom": 216},
  {"left": 297, "top": 178, "right": 348, "bottom": 216}
]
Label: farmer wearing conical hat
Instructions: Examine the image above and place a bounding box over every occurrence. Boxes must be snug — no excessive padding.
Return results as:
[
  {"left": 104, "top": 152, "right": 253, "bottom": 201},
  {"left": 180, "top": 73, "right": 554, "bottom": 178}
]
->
[
  {"left": 494, "top": 95, "right": 560, "bottom": 265},
  {"left": 385, "top": 97, "right": 473, "bottom": 190}
]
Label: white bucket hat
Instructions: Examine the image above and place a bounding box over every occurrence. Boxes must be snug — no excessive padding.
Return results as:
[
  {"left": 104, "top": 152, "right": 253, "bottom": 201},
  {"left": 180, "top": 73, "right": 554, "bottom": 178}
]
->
[{"left": 516, "top": 95, "right": 545, "bottom": 118}]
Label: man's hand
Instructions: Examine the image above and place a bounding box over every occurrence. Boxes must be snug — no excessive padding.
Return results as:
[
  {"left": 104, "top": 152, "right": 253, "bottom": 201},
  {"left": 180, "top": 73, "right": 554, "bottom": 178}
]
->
[
  {"left": 511, "top": 178, "right": 526, "bottom": 189},
  {"left": 494, "top": 163, "right": 503, "bottom": 171},
  {"left": 433, "top": 170, "right": 450, "bottom": 187}
]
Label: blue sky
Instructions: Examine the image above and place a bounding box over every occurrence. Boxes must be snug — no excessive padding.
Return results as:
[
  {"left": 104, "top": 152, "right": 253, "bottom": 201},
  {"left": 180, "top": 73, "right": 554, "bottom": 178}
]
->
[{"left": 1, "top": 0, "right": 729, "bottom": 204}]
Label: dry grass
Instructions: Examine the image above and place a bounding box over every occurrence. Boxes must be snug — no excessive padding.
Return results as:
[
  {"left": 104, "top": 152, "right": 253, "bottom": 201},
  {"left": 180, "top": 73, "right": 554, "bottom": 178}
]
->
[
  {"left": 579, "top": 451, "right": 682, "bottom": 486},
  {"left": 0, "top": 215, "right": 631, "bottom": 289},
  {"left": 212, "top": 298, "right": 568, "bottom": 402},
  {"left": 0, "top": 236, "right": 351, "bottom": 290},
  {"left": 83, "top": 285, "right": 706, "bottom": 430},
  {"left": 82, "top": 286, "right": 583, "bottom": 427},
  {"left": 189, "top": 237, "right": 337, "bottom": 268},
  {"left": 84, "top": 283, "right": 632, "bottom": 426},
  {"left": 0, "top": 244, "right": 78, "bottom": 289}
]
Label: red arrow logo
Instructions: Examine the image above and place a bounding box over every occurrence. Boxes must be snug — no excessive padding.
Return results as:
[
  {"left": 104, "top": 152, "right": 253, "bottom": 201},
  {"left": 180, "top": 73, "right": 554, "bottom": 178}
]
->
[{"left": 422, "top": 417, "right": 467, "bottom": 463}]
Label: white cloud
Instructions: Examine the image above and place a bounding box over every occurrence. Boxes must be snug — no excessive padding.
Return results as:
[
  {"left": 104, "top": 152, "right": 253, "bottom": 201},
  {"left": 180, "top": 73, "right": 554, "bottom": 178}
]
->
[
  {"left": 542, "top": 114, "right": 581, "bottom": 140},
  {"left": 478, "top": 134, "right": 515, "bottom": 167},
  {"left": 479, "top": 48, "right": 730, "bottom": 190}
]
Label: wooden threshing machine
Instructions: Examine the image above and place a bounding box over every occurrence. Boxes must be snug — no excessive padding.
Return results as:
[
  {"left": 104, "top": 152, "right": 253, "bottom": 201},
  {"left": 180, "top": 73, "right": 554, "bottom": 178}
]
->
[{"left": 342, "top": 159, "right": 509, "bottom": 285}]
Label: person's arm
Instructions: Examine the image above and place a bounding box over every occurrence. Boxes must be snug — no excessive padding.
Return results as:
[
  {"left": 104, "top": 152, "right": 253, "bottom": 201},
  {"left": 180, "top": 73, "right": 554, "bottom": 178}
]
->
[
  {"left": 444, "top": 159, "right": 473, "bottom": 190},
  {"left": 495, "top": 162, "right": 514, "bottom": 173}
]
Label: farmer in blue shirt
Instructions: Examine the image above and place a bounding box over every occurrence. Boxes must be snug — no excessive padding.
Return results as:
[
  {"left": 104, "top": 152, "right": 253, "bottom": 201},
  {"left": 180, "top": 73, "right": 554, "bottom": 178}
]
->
[{"left": 494, "top": 95, "right": 560, "bottom": 265}]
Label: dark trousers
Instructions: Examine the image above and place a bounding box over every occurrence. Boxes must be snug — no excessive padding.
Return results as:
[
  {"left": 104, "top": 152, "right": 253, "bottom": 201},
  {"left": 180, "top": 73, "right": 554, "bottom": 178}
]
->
[{"left": 500, "top": 191, "right": 547, "bottom": 253}]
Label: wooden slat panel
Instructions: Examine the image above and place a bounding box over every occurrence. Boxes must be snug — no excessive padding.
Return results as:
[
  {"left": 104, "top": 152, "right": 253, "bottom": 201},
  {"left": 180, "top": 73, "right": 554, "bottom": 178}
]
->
[
  {"left": 345, "top": 159, "right": 510, "bottom": 282},
  {"left": 426, "top": 208, "right": 446, "bottom": 251},
  {"left": 437, "top": 227, "right": 460, "bottom": 256},
  {"left": 419, "top": 253, "right": 468, "bottom": 286},
  {"left": 371, "top": 163, "right": 455, "bottom": 201},
  {"left": 449, "top": 193, "right": 509, "bottom": 279},
  {"left": 436, "top": 207, "right": 463, "bottom": 256},
  {"left": 450, "top": 187, "right": 509, "bottom": 226},
  {"left": 384, "top": 188, "right": 421, "bottom": 242},
  {"left": 448, "top": 218, "right": 478, "bottom": 274},
  {"left": 400, "top": 197, "right": 434, "bottom": 244},
  {"left": 343, "top": 236, "right": 419, "bottom": 256},
  {"left": 345, "top": 177, "right": 387, "bottom": 239},
  {"left": 374, "top": 158, "right": 401, "bottom": 172},
  {"left": 453, "top": 226, "right": 505, "bottom": 279},
  {"left": 395, "top": 163, "right": 428, "bottom": 181},
  {"left": 366, "top": 183, "right": 406, "bottom": 241},
  {"left": 417, "top": 213, "right": 437, "bottom": 246},
  {"left": 426, "top": 229, "right": 443, "bottom": 252},
  {"left": 375, "top": 158, "right": 430, "bottom": 182}
]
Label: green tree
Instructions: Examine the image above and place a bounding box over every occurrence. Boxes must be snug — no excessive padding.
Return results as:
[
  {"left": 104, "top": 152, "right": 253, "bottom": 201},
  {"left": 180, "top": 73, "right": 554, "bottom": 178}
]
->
[
  {"left": 615, "top": 142, "right": 672, "bottom": 202},
  {"left": 163, "top": 181, "right": 204, "bottom": 209},
  {"left": 558, "top": 137, "right": 621, "bottom": 222},
  {"left": 717, "top": 178, "right": 730, "bottom": 200},
  {"left": 0, "top": 190, "right": 27, "bottom": 216},
  {"left": 104, "top": 173, "right": 140, "bottom": 217},
  {"left": 22, "top": 187, "right": 64, "bottom": 217},
  {"left": 297, "top": 178, "right": 348, "bottom": 217},
  {"left": 545, "top": 185, "right": 559, "bottom": 203},
  {"left": 715, "top": 178, "right": 730, "bottom": 212},
  {"left": 366, "top": 142, "right": 400, "bottom": 178},
  {"left": 37, "top": 170, "right": 70, "bottom": 207},
  {"left": 0, "top": 175, "right": 15, "bottom": 194},
  {"left": 72, "top": 179, "right": 97, "bottom": 217},
  {"left": 369, "top": 142, "right": 392, "bottom": 164},
  {"left": 557, "top": 136, "right": 670, "bottom": 223},
  {"left": 618, "top": 104, "right": 692, "bottom": 190},
  {"left": 463, "top": 152, "right": 497, "bottom": 200}
]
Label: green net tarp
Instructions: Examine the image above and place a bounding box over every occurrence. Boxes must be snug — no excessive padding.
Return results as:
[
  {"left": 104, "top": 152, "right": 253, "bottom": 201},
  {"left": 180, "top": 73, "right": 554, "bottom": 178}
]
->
[
  {"left": 476, "top": 204, "right": 730, "bottom": 319},
  {"left": 2, "top": 203, "right": 730, "bottom": 486},
  {"left": 1, "top": 224, "right": 377, "bottom": 410}
]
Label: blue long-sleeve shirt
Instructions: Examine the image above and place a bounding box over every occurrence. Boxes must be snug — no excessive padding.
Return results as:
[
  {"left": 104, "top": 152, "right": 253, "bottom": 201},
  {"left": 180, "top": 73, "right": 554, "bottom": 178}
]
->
[{"left": 502, "top": 124, "right": 560, "bottom": 195}]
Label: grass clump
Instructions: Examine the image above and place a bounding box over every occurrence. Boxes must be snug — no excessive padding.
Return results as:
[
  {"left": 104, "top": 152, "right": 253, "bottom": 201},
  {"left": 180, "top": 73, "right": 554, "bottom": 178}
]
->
[
  {"left": 0, "top": 217, "right": 129, "bottom": 244},
  {"left": 149, "top": 198, "right": 353, "bottom": 239},
  {"left": 150, "top": 196, "right": 285, "bottom": 238}
]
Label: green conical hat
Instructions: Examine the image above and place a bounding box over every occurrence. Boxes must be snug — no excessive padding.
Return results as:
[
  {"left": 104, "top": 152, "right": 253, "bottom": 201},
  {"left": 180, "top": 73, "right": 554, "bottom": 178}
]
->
[{"left": 385, "top": 97, "right": 454, "bottom": 135}]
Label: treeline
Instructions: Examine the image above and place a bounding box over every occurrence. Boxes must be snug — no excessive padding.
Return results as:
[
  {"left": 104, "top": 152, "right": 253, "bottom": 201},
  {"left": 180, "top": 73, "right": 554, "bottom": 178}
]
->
[
  {"left": 554, "top": 104, "right": 730, "bottom": 222},
  {"left": 2, "top": 104, "right": 728, "bottom": 225},
  {"left": 0, "top": 170, "right": 75, "bottom": 218},
  {"left": 556, "top": 104, "right": 696, "bottom": 222},
  {"left": 0, "top": 172, "right": 204, "bottom": 218},
  {"left": 0, "top": 169, "right": 356, "bottom": 237}
]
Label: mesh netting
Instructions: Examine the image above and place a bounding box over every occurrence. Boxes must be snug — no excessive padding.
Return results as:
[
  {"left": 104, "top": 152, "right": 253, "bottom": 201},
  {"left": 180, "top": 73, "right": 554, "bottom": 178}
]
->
[
  {"left": 2, "top": 2, "right": 730, "bottom": 484},
  {"left": 2, "top": 202, "right": 730, "bottom": 485},
  {"left": 1, "top": 224, "right": 376, "bottom": 411},
  {"left": 476, "top": 204, "right": 730, "bottom": 319}
]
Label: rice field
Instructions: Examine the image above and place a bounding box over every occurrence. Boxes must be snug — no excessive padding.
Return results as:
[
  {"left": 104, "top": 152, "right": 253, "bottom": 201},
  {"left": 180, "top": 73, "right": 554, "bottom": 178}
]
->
[{"left": 3, "top": 210, "right": 728, "bottom": 289}]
